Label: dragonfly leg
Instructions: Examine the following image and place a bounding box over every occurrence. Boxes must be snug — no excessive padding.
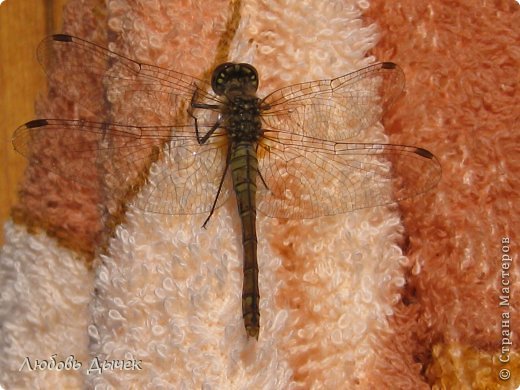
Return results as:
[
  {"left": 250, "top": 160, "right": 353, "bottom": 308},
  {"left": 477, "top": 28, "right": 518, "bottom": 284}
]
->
[
  {"left": 188, "top": 88, "right": 221, "bottom": 145},
  {"left": 257, "top": 168, "right": 269, "bottom": 191},
  {"left": 255, "top": 144, "right": 269, "bottom": 190},
  {"left": 198, "top": 120, "right": 222, "bottom": 145},
  {"left": 188, "top": 105, "right": 219, "bottom": 145},
  {"left": 187, "top": 107, "right": 221, "bottom": 145},
  {"left": 202, "top": 145, "right": 231, "bottom": 228}
]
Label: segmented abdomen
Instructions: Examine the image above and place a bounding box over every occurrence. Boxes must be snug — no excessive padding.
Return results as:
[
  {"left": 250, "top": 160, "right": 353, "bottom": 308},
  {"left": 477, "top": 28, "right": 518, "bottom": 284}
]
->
[{"left": 230, "top": 141, "right": 260, "bottom": 339}]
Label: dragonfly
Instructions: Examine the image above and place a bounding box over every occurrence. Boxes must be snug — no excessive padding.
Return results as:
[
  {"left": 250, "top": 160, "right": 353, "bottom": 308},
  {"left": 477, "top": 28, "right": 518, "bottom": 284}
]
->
[{"left": 13, "top": 34, "right": 441, "bottom": 340}]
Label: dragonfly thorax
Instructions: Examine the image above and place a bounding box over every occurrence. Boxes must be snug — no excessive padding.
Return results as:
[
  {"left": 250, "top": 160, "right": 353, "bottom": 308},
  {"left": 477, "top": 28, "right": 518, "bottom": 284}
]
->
[
  {"left": 210, "top": 63, "right": 263, "bottom": 142},
  {"left": 224, "top": 96, "right": 263, "bottom": 142}
]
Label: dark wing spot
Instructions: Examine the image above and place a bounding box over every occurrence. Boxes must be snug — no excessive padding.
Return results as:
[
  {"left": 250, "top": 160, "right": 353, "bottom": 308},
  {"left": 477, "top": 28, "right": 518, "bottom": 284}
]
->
[
  {"left": 52, "top": 34, "right": 73, "bottom": 42},
  {"left": 381, "top": 62, "right": 397, "bottom": 69},
  {"left": 414, "top": 147, "right": 434, "bottom": 159},
  {"left": 25, "top": 119, "right": 49, "bottom": 128}
]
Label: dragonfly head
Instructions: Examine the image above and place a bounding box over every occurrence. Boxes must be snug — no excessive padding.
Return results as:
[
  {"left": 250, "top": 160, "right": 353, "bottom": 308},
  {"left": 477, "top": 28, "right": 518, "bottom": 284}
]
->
[{"left": 211, "top": 62, "right": 259, "bottom": 97}]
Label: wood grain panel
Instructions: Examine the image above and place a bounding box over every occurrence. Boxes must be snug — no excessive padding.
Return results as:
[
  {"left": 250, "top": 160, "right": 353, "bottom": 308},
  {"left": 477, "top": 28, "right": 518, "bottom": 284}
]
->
[{"left": 0, "top": 0, "right": 66, "bottom": 244}]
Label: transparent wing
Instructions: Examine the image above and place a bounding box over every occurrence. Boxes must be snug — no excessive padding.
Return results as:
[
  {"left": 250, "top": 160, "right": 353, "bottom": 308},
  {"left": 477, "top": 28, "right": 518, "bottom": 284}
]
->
[
  {"left": 260, "top": 62, "right": 404, "bottom": 141},
  {"left": 13, "top": 119, "right": 230, "bottom": 215},
  {"left": 38, "top": 34, "right": 220, "bottom": 121},
  {"left": 257, "top": 129, "right": 441, "bottom": 219}
]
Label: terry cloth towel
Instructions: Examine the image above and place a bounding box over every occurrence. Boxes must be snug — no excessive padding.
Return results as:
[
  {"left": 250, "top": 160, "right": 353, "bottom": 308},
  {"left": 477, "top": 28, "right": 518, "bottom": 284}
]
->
[{"left": 1, "top": 0, "right": 518, "bottom": 388}]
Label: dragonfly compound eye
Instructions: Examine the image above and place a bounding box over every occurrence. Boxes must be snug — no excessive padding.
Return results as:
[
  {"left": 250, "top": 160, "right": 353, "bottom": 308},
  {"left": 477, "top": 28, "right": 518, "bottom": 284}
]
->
[{"left": 211, "top": 62, "right": 259, "bottom": 96}]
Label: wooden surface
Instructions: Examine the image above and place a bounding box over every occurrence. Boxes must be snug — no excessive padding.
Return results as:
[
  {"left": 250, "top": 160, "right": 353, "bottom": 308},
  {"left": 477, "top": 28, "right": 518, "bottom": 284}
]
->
[{"left": 0, "top": 0, "right": 66, "bottom": 245}]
